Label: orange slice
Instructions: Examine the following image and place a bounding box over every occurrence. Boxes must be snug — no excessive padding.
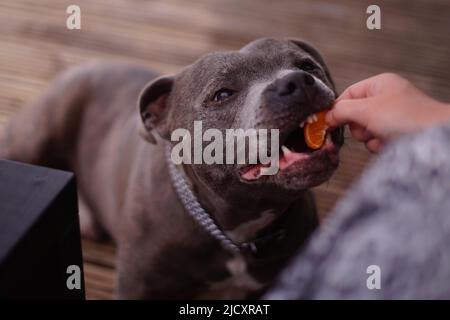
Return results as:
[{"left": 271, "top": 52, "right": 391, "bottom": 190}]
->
[{"left": 304, "top": 110, "right": 329, "bottom": 149}]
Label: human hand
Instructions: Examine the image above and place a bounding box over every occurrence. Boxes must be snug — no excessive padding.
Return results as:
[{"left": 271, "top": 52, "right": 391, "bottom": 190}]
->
[{"left": 326, "top": 73, "right": 450, "bottom": 153}]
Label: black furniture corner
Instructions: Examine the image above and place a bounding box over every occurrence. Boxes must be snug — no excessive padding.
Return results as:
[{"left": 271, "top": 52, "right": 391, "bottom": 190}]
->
[{"left": 0, "top": 160, "right": 85, "bottom": 299}]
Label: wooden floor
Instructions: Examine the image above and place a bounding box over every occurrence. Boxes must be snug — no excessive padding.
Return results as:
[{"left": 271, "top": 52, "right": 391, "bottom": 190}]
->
[{"left": 0, "top": 0, "right": 449, "bottom": 299}]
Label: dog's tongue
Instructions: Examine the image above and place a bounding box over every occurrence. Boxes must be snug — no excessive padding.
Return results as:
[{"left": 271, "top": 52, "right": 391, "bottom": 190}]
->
[{"left": 241, "top": 149, "right": 309, "bottom": 180}]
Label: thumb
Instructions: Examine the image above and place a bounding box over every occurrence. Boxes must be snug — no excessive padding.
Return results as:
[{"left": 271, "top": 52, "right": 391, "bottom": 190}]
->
[{"left": 326, "top": 98, "right": 373, "bottom": 128}]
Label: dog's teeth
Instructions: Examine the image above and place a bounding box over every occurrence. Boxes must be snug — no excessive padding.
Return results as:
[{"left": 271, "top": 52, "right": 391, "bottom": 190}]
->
[
  {"left": 281, "top": 145, "right": 292, "bottom": 155},
  {"left": 299, "top": 121, "right": 305, "bottom": 128},
  {"left": 312, "top": 114, "right": 318, "bottom": 122},
  {"left": 307, "top": 116, "right": 314, "bottom": 124}
]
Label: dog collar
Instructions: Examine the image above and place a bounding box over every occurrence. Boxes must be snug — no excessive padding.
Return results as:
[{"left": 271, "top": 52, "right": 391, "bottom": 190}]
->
[{"left": 164, "top": 145, "right": 258, "bottom": 254}]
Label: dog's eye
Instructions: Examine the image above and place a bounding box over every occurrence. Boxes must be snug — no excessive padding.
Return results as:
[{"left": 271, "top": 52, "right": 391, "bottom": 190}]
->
[
  {"left": 298, "top": 61, "right": 316, "bottom": 72},
  {"left": 213, "top": 89, "right": 234, "bottom": 102}
]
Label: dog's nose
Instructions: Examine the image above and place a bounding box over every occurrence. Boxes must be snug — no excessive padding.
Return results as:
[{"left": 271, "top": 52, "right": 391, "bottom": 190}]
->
[
  {"left": 262, "top": 70, "right": 332, "bottom": 114},
  {"left": 277, "top": 72, "right": 315, "bottom": 96}
]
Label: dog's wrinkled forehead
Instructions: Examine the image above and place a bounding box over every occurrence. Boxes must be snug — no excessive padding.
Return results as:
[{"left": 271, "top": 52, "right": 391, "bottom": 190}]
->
[
  {"left": 239, "top": 37, "right": 301, "bottom": 55},
  {"left": 175, "top": 38, "right": 327, "bottom": 97}
]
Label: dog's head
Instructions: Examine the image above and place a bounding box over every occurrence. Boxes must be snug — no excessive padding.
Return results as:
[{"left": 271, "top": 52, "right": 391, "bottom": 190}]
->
[{"left": 138, "top": 38, "right": 343, "bottom": 195}]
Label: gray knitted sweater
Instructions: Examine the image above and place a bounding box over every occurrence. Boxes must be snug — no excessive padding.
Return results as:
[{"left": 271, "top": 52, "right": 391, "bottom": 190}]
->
[{"left": 266, "top": 122, "right": 450, "bottom": 299}]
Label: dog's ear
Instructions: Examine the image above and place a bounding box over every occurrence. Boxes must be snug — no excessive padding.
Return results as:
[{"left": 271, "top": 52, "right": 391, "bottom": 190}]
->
[
  {"left": 138, "top": 75, "right": 174, "bottom": 144},
  {"left": 286, "top": 38, "right": 335, "bottom": 91}
]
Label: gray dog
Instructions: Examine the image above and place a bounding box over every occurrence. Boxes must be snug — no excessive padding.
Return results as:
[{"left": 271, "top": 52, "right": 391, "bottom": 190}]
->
[{"left": 0, "top": 38, "right": 343, "bottom": 299}]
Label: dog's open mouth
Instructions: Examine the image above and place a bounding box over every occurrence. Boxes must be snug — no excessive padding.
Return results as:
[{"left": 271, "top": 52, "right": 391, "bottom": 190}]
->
[{"left": 240, "top": 112, "right": 339, "bottom": 181}]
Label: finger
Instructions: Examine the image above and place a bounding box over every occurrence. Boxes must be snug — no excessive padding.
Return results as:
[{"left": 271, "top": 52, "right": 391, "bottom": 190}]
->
[
  {"left": 349, "top": 123, "right": 373, "bottom": 142},
  {"left": 338, "top": 73, "right": 407, "bottom": 101},
  {"left": 338, "top": 76, "right": 378, "bottom": 100},
  {"left": 326, "top": 98, "right": 374, "bottom": 128},
  {"left": 365, "top": 138, "right": 383, "bottom": 153}
]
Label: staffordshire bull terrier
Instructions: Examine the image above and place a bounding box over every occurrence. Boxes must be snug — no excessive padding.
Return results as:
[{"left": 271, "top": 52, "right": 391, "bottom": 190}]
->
[{"left": 0, "top": 37, "right": 343, "bottom": 299}]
